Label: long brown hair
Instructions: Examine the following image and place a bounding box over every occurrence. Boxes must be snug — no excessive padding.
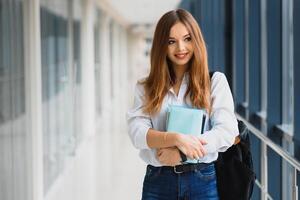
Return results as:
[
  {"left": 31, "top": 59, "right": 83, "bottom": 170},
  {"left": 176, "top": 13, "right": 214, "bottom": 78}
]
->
[{"left": 142, "top": 9, "right": 211, "bottom": 115}]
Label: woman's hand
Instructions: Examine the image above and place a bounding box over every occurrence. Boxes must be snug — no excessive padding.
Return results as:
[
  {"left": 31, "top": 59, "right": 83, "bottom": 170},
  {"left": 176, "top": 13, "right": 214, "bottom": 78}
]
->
[
  {"left": 174, "top": 133, "right": 207, "bottom": 160},
  {"left": 156, "top": 147, "right": 181, "bottom": 166}
]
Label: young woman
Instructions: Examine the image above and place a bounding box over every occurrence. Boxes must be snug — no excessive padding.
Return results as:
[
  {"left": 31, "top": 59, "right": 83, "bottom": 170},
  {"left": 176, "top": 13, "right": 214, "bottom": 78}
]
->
[{"left": 127, "top": 9, "right": 239, "bottom": 200}]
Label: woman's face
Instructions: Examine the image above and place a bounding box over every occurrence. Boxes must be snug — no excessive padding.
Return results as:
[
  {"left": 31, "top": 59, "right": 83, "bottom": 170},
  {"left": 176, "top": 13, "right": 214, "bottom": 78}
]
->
[{"left": 167, "top": 22, "right": 194, "bottom": 69}]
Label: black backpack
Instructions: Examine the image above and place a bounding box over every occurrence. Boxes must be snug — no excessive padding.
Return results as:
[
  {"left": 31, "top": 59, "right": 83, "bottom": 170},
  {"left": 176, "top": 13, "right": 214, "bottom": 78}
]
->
[{"left": 210, "top": 71, "right": 256, "bottom": 200}]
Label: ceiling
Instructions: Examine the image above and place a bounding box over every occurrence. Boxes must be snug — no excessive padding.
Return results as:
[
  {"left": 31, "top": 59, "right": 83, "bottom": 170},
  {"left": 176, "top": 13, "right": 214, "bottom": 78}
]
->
[{"left": 108, "top": 0, "right": 181, "bottom": 25}]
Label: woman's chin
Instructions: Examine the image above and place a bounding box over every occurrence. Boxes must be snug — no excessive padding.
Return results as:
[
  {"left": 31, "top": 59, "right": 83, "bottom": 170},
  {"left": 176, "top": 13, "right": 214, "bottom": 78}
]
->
[{"left": 172, "top": 61, "right": 189, "bottom": 68}]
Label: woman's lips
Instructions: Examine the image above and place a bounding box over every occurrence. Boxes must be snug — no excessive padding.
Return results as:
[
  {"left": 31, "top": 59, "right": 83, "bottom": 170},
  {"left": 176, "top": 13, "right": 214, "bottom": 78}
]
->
[{"left": 175, "top": 52, "right": 188, "bottom": 59}]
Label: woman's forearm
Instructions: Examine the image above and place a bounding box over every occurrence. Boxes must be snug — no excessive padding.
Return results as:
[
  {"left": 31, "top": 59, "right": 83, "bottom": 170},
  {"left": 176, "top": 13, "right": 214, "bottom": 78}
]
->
[
  {"left": 147, "top": 129, "right": 207, "bottom": 160},
  {"left": 146, "top": 129, "right": 178, "bottom": 148}
]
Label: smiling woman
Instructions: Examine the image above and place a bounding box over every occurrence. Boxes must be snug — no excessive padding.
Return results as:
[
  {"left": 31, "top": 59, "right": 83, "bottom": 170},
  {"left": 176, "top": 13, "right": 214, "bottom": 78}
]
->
[{"left": 127, "top": 8, "right": 239, "bottom": 200}]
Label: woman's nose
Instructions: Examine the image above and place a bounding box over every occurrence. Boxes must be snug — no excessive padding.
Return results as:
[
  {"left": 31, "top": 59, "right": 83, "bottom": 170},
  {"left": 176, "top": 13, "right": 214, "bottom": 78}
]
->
[{"left": 177, "top": 40, "right": 186, "bottom": 51}]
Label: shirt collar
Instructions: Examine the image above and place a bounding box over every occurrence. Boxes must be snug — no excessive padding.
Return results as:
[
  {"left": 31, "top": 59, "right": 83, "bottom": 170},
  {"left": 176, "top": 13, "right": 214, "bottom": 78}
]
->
[
  {"left": 182, "top": 72, "right": 189, "bottom": 85},
  {"left": 168, "top": 72, "right": 189, "bottom": 94}
]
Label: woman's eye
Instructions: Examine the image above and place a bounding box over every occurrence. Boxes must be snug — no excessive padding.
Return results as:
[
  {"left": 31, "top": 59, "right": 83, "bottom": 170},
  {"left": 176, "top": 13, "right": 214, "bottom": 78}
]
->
[
  {"left": 168, "top": 40, "right": 175, "bottom": 45},
  {"left": 184, "top": 37, "right": 192, "bottom": 42}
]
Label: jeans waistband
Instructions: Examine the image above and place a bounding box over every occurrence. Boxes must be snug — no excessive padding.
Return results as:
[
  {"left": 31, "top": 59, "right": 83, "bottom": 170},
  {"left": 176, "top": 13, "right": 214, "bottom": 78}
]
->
[{"left": 148, "top": 162, "right": 214, "bottom": 174}]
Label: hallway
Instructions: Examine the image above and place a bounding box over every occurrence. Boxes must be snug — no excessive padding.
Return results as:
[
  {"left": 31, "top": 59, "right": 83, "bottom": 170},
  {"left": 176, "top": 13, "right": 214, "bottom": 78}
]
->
[{"left": 1, "top": 0, "right": 300, "bottom": 199}]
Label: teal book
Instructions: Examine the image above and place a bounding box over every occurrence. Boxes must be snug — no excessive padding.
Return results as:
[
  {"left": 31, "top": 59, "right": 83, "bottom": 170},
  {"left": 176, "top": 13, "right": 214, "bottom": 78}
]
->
[{"left": 166, "top": 105, "right": 206, "bottom": 163}]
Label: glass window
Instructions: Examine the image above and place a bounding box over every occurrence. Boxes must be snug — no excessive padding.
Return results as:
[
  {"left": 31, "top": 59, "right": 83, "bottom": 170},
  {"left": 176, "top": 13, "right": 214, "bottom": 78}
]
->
[
  {"left": 40, "top": 0, "right": 82, "bottom": 193},
  {"left": 0, "top": 0, "right": 27, "bottom": 199},
  {"left": 73, "top": 0, "right": 81, "bottom": 85},
  {"left": 40, "top": 3, "right": 69, "bottom": 191}
]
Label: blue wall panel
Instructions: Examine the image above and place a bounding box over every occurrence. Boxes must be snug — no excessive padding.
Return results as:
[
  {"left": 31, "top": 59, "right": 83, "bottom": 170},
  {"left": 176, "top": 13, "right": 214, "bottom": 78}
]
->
[
  {"left": 233, "top": 0, "right": 246, "bottom": 115},
  {"left": 266, "top": 0, "right": 282, "bottom": 199},
  {"left": 266, "top": 0, "right": 282, "bottom": 131},
  {"left": 248, "top": 0, "right": 261, "bottom": 115}
]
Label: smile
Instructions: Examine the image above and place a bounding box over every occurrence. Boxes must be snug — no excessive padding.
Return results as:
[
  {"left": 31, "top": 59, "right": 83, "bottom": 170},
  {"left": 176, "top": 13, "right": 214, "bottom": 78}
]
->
[{"left": 175, "top": 52, "right": 189, "bottom": 59}]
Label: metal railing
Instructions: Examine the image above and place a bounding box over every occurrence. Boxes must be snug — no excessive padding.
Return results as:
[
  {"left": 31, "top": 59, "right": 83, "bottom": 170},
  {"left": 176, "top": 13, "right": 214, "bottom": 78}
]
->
[{"left": 236, "top": 114, "right": 300, "bottom": 200}]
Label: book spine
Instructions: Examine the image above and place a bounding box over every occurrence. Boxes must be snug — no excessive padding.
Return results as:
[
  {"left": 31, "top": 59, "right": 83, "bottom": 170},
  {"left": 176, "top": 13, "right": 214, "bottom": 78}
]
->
[{"left": 201, "top": 115, "right": 206, "bottom": 134}]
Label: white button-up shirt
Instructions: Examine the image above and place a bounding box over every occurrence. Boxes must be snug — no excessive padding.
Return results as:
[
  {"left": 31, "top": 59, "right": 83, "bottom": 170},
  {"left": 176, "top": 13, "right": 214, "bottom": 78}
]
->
[{"left": 126, "top": 72, "right": 239, "bottom": 166}]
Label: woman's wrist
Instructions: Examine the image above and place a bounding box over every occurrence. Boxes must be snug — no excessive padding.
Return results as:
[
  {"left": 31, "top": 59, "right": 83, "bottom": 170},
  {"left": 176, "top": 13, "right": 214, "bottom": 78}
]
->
[{"left": 165, "top": 132, "right": 180, "bottom": 147}]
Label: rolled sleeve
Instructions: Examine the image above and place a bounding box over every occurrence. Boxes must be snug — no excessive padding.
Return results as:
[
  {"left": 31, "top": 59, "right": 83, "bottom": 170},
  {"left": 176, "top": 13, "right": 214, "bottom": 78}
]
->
[
  {"left": 126, "top": 83, "right": 152, "bottom": 150},
  {"left": 200, "top": 72, "right": 239, "bottom": 154}
]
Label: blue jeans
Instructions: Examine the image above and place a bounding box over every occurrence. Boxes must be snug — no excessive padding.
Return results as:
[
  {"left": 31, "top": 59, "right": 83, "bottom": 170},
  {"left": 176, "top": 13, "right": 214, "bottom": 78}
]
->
[{"left": 142, "top": 163, "right": 219, "bottom": 200}]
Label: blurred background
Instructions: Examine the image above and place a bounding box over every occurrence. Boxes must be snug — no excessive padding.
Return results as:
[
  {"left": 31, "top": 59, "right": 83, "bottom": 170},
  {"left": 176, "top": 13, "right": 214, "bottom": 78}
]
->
[{"left": 0, "top": 0, "right": 299, "bottom": 199}]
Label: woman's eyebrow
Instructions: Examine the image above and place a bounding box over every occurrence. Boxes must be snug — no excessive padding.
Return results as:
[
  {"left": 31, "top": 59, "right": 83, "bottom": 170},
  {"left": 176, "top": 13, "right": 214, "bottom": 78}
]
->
[{"left": 168, "top": 34, "right": 191, "bottom": 39}]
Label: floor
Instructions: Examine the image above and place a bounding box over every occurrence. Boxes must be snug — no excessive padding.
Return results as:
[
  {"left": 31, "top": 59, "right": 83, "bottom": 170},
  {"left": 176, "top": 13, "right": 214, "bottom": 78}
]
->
[
  {"left": 44, "top": 101, "right": 147, "bottom": 200},
  {"left": 94, "top": 114, "right": 146, "bottom": 200}
]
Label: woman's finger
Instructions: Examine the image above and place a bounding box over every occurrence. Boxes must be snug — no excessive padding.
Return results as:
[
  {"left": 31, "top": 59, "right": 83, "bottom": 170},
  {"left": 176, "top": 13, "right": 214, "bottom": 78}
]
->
[
  {"left": 194, "top": 147, "right": 202, "bottom": 159},
  {"left": 186, "top": 151, "right": 194, "bottom": 160},
  {"left": 199, "top": 144, "right": 207, "bottom": 156},
  {"left": 199, "top": 138, "right": 208, "bottom": 145},
  {"left": 197, "top": 149, "right": 203, "bottom": 158}
]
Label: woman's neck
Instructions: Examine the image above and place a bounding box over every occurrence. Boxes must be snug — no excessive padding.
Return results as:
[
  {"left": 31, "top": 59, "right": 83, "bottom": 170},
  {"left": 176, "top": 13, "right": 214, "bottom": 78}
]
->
[{"left": 173, "top": 64, "right": 188, "bottom": 82}]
